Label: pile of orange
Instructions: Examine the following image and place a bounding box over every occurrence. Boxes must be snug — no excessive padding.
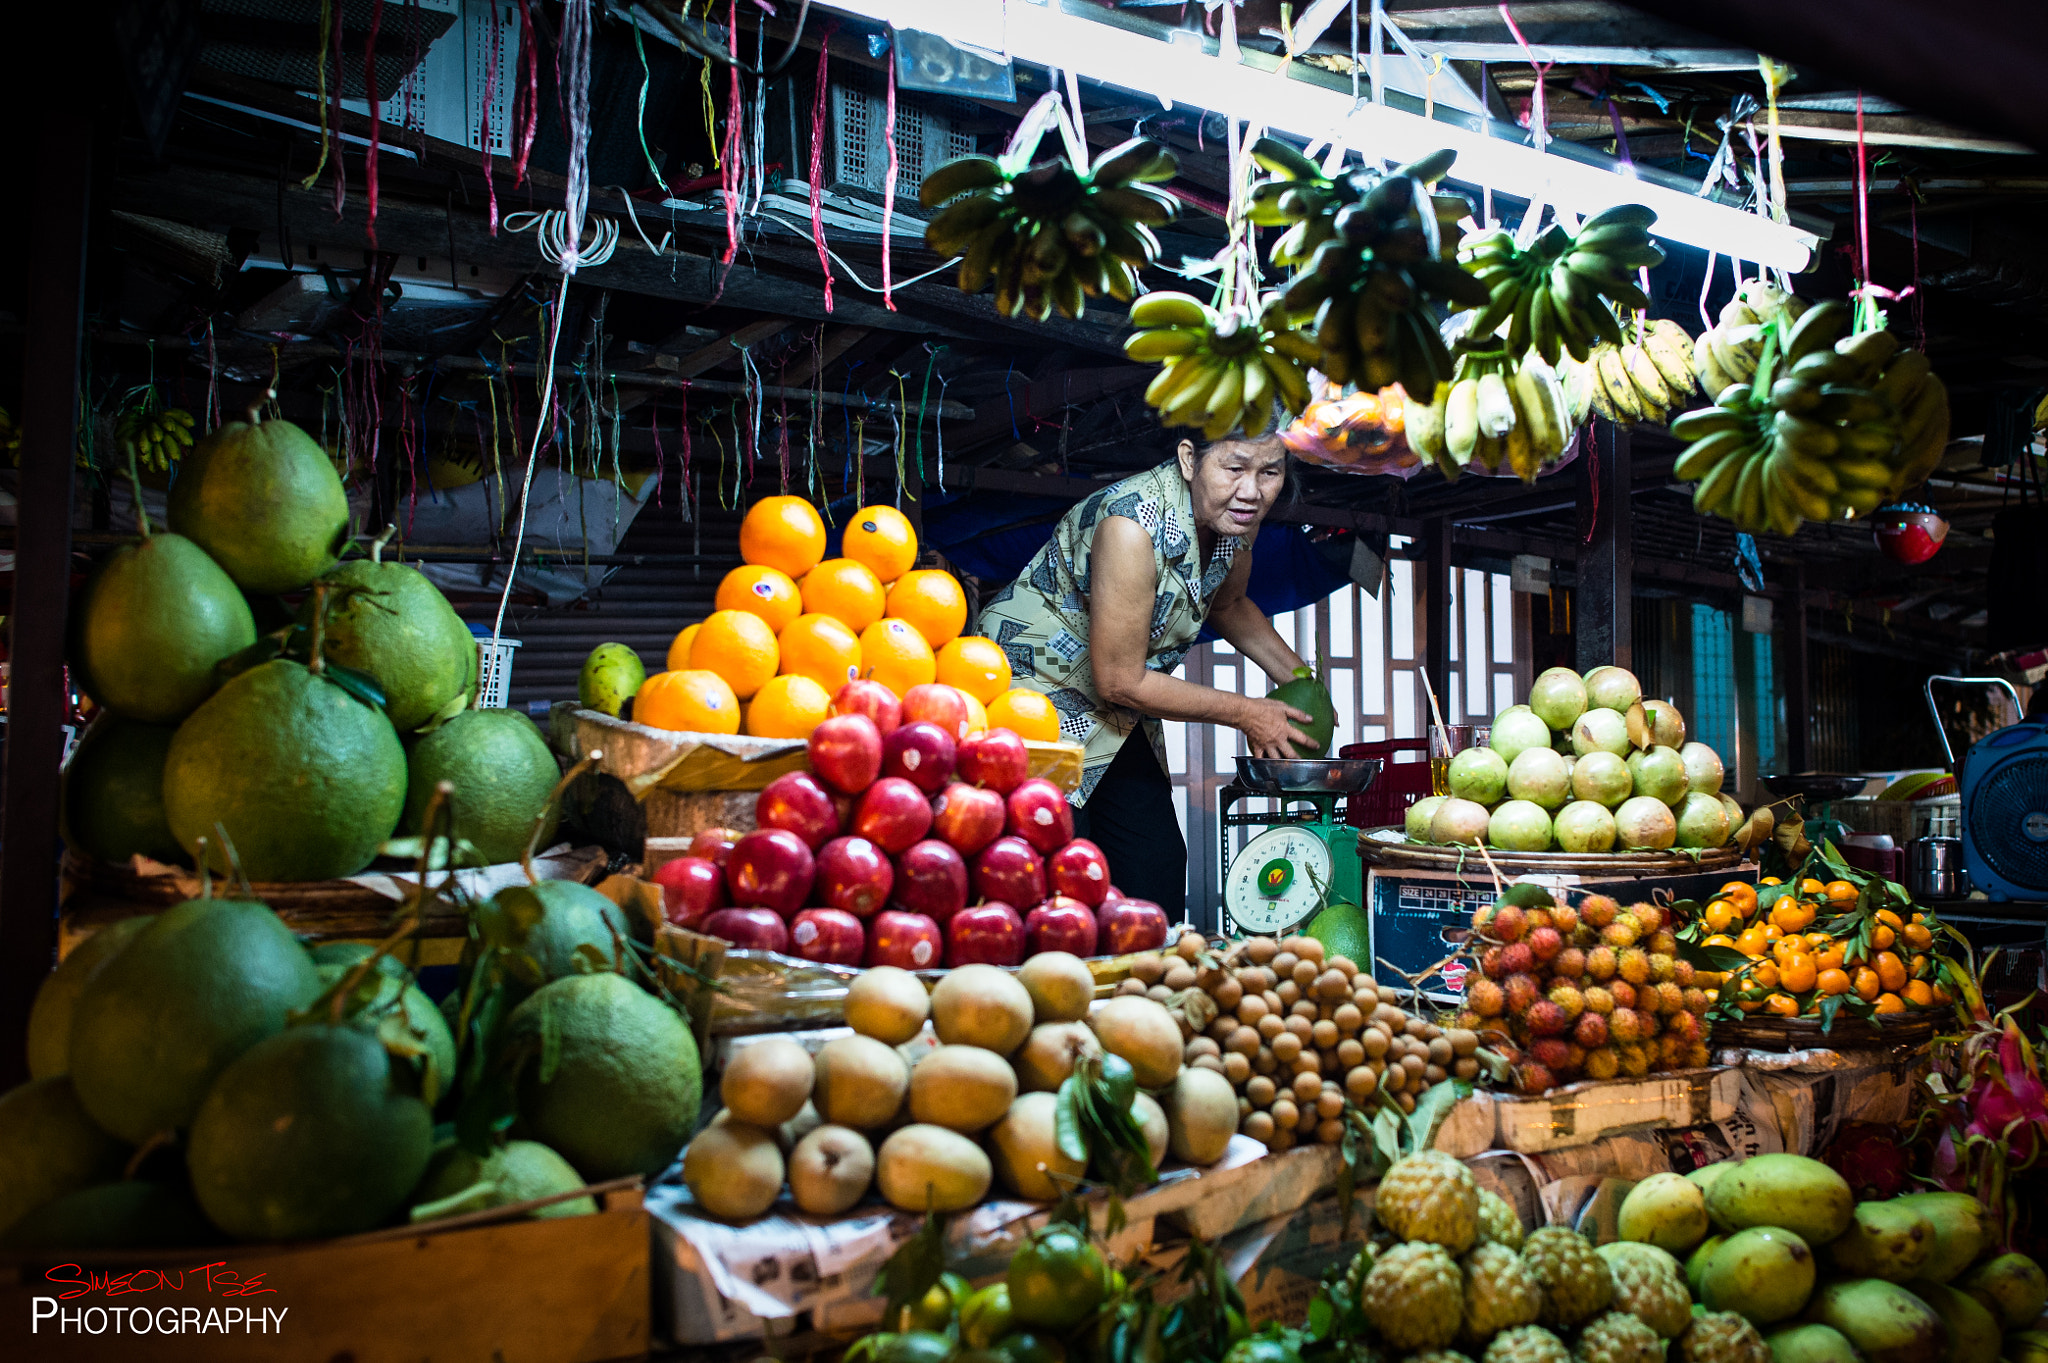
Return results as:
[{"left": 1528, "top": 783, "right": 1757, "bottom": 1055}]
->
[
  {"left": 630, "top": 496, "right": 1056, "bottom": 741},
  {"left": 1698, "top": 876, "right": 1948, "bottom": 1020}
]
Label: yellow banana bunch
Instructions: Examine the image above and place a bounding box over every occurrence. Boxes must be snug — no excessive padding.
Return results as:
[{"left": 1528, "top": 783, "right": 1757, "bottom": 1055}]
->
[
  {"left": 1407, "top": 350, "right": 1570, "bottom": 483},
  {"left": 115, "top": 406, "right": 196, "bottom": 472},
  {"left": 1692, "top": 281, "right": 1810, "bottom": 397},
  {"left": 1128, "top": 292, "right": 1317, "bottom": 440},
  {"left": 1573, "top": 326, "right": 1696, "bottom": 427}
]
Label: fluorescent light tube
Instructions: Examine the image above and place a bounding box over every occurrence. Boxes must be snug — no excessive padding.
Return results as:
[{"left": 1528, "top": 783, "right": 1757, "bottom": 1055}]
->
[{"left": 820, "top": 0, "right": 1818, "bottom": 272}]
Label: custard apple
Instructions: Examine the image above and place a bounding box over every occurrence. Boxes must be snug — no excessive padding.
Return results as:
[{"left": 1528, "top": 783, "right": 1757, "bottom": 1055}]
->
[
  {"left": 1408, "top": 1352, "right": 1478, "bottom": 1363},
  {"left": 1483, "top": 1325, "right": 1573, "bottom": 1363},
  {"left": 1463, "top": 1241, "right": 1545, "bottom": 1342},
  {"left": 1521, "top": 1227, "right": 1614, "bottom": 1329},
  {"left": 1595, "top": 1245, "right": 1691, "bottom": 1338},
  {"left": 1362, "top": 1241, "right": 1466, "bottom": 1350},
  {"left": 1675, "top": 1311, "right": 1769, "bottom": 1363},
  {"left": 1376, "top": 1151, "right": 1480, "bottom": 1253},
  {"left": 1572, "top": 1310, "right": 1662, "bottom": 1363},
  {"left": 1476, "top": 1189, "right": 1526, "bottom": 1251}
]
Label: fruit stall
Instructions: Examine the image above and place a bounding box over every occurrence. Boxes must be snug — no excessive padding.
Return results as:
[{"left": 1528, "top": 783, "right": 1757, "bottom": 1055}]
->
[{"left": 5, "top": 2, "right": 2048, "bottom": 1363}]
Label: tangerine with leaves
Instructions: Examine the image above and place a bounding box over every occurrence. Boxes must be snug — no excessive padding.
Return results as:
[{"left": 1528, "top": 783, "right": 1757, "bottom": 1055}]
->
[
  {"left": 800, "top": 558, "right": 887, "bottom": 632},
  {"left": 841, "top": 504, "right": 918, "bottom": 582},
  {"left": 740, "top": 495, "right": 827, "bottom": 577},
  {"left": 716, "top": 564, "right": 802, "bottom": 633},
  {"left": 1816, "top": 967, "right": 1851, "bottom": 996},
  {"left": 636, "top": 669, "right": 741, "bottom": 735},
  {"left": 690, "top": 610, "right": 779, "bottom": 699},
  {"left": 885, "top": 569, "right": 968, "bottom": 647}
]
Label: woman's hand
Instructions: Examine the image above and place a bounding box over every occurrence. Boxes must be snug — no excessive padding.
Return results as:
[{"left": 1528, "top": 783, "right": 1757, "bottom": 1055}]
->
[{"left": 1240, "top": 697, "right": 1316, "bottom": 758}]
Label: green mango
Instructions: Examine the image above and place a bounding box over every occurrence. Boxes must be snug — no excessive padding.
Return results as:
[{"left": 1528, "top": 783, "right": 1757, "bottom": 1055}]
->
[
  {"left": 1824, "top": 1199, "right": 1933, "bottom": 1282},
  {"left": 1887, "top": 1193, "right": 1992, "bottom": 1283},
  {"left": 1803, "top": 1278, "right": 1947, "bottom": 1363},
  {"left": 1902, "top": 1279, "right": 1999, "bottom": 1363}
]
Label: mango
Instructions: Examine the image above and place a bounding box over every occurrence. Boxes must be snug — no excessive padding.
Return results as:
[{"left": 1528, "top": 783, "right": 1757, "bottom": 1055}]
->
[
  {"left": 1765, "top": 1323, "right": 1859, "bottom": 1363},
  {"left": 1824, "top": 1199, "right": 1934, "bottom": 1282},
  {"left": 1701, "top": 1227, "right": 1816, "bottom": 1324},
  {"left": 1705, "top": 1154, "right": 1853, "bottom": 1245},
  {"left": 1688, "top": 1234, "right": 1727, "bottom": 1299},
  {"left": 1804, "top": 1278, "right": 1947, "bottom": 1363},
  {"left": 1956, "top": 1252, "right": 2048, "bottom": 1329},
  {"left": 1688, "top": 1159, "right": 1740, "bottom": 1205},
  {"left": 1889, "top": 1192, "right": 1992, "bottom": 1283},
  {"left": 2007, "top": 1329, "right": 2048, "bottom": 1363},
  {"left": 1619, "top": 1172, "right": 1711, "bottom": 1254},
  {"left": 1903, "top": 1279, "right": 2000, "bottom": 1363}
]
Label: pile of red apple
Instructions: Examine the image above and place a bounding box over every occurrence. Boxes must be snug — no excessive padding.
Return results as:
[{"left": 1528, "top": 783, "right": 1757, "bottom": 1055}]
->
[{"left": 650, "top": 679, "right": 1172, "bottom": 969}]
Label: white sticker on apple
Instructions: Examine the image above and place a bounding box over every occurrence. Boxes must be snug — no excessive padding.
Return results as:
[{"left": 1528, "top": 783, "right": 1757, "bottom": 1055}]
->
[
  {"left": 794, "top": 920, "right": 817, "bottom": 946},
  {"left": 1087, "top": 863, "right": 1104, "bottom": 880},
  {"left": 1033, "top": 808, "right": 1053, "bottom": 825},
  {"left": 904, "top": 751, "right": 921, "bottom": 770},
  {"left": 912, "top": 940, "right": 934, "bottom": 966}
]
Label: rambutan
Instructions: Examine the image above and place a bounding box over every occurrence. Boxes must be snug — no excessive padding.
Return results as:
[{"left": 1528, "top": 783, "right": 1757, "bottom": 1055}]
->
[
  {"left": 1468, "top": 978, "right": 1507, "bottom": 1017},
  {"left": 1499, "top": 942, "right": 1536, "bottom": 976},
  {"left": 1683, "top": 1042, "right": 1711, "bottom": 1069},
  {"left": 1630, "top": 903, "right": 1665, "bottom": 935},
  {"left": 1648, "top": 929, "right": 1678, "bottom": 956},
  {"left": 1573, "top": 1012, "right": 1609, "bottom": 1048},
  {"left": 1583, "top": 986, "right": 1615, "bottom": 1016},
  {"left": 1609, "top": 1008, "right": 1644, "bottom": 1044},
  {"left": 1480, "top": 944, "right": 1508, "bottom": 979},
  {"left": 1514, "top": 1061, "right": 1556, "bottom": 1094},
  {"left": 1454, "top": 1008, "right": 1485, "bottom": 1031},
  {"left": 1672, "top": 959, "right": 1696, "bottom": 988},
  {"left": 1526, "top": 999, "right": 1570, "bottom": 1036},
  {"left": 1525, "top": 907, "right": 1555, "bottom": 932},
  {"left": 1554, "top": 946, "right": 1588, "bottom": 981},
  {"left": 1586, "top": 946, "right": 1618, "bottom": 981},
  {"left": 1659, "top": 1032, "right": 1687, "bottom": 1068},
  {"left": 1528, "top": 926, "right": 1564, "bottom": 964},
  {"left": 1667, "top": 1010, "right": 1702, "bottom": 1044},
  {"left": 1580, "top": 894, "right": 1620, "bottom": 929},
  {"left": 1683, "top": 987, "right": 1710, "bottom": 1016},
  {"left": 1609, "top": 980, "right": 1638, "bottom": 1010},
  {"left": 1504, "top": 973, "right": 1542, "bottom": 1014},
  {"left": 1531, "top": 1038, "right": 1572, "bottom": 1071},
  {"left": 1583, "top": 1045, "right": 1620, "bottom": 1080},
  {"left": 1648, "top": 952, "right": 1677, "bottom": 984},
  {"left": 1656, "top": 981, "right": 1686, "bottom": 1015},
  {"left": 1618, "top": 1043, "right": 1651, "bottom": 1077},
  {"left": 1618, "top": 947, "right": 1651, "bottom": 985},
  {"left": 1564, "top": 1042, "right": 1587, "bottom": 1071},
  {"left": 1491, "top": 903, "right": 1528, "bottom": 943},
  {"left": 1600, "top": 920, "right": 1640, "bottom": 949},
  {"left": 1548, "top": 982, "right": 1586, "bottom": 1019},
  {"left": 1472, "top": 903, "right": 1498, "bottom": 933},
  {"left": 1550, "top": 904, "right": 1580, "bottom": 935}
]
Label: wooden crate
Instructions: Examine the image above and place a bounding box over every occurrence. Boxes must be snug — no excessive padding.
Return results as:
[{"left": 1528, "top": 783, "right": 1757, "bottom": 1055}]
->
[{"left": 0, "top": 1183, "right": 649, "bottom": 1363}]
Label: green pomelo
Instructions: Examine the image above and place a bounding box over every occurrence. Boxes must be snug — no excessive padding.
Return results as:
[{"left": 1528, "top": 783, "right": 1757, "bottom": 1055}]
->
[
  {"left": 304, "top": 560, "right": 473, "bottom": 733},
  {"left": 1704, "top": 1153, "right": 1854, "bottom": 1246},
  {"left": 1682, "top": 742, "right": 1725, "bottom": 795},
  {"left": 1888, "top": 1192, "right": 1992, "bottom": 1283},
  {"left": 0, "top": 1078, "right": 129, "bottom": 1238},
  {"left": 1627, "top": 746, "right": 1689, "bottom": 807},
  {"left": 1489, "top": 706, "right": 1553, "bottom": 765},
  {"left": 71, "top": 533, "right": 256, "bottom": 723},
  {"left": 1304, "top": 902, "right": 1370, "bottom": 966},
  {"left": 60, "top": 715, "right": 184, "bottom": 865},
  {"left": 1405, "top": 795, "right": 1447, "bottom": 841},
  {"left": 1643, "top": 699, "right": 1687, "bottom": 748},
  {"left": 414, "top": 1140, "right": 596, "bottom": 1221},
  {"left": 1269, "top": 666, "right": 1335, "bottom": 758},
  {"left": 502, "top": 973, "right": 702, "bottom": 1179},
  {"left": 404, "top": 709, "right": 559, "bottom": 865},
  {"left": 1764, "top": 1323, "right": 1859, "bottom": 1363},
  {"left": 1573, "top": 708, "right": 1633, "bottom": 758},
  {"left": 1554, "top": 800, "right": 1617, "bottom": 853},
  {"left": 308, "top": 941, "right": 410, "bottom": 978},
  {"left": 1701, "top": 1226, "right": 1816, "bottom": 1324},
  {"left": 1825, "top": 1199, "right": 1934, "bottom": 1282},
  {"left": 167, "top": 416, "right": 350, "bottom": 594},
  {"left": 481, "top": 880, "right": 636, "bottom": 985},
  {"left": 69, "top": 899, "right": 323, "bottom": 1143},
  {"left": 1614, "top": 796, "right": 1677, "bottom": 850},
  {"left": 1583, "top": 665, "right": 1643, "bottom": 713},
  {"left": 1675, "top": 792, "right": 1732, "bottom": 848},
  {"left": 1572, "top": 750, "right": 1633, "bottom": 808},
  {"left": 578, "top": 643, "right": 646, "bottom": 718},
  {"left": 26, "top": 917, "right": 151, "bottom": 1081},
  {"left": 162, "top": 659, "right": 406, "bottom": 881},
  {"left": 313, "top": 962, "right": 457, "bottom": 1099},
  {"left": 1955, "top": 1252, "right": 2048, "bottom": 1329},
  {"left": 187, "top": 1024, "right": 434, "bottom": 1241},
  {"left": 1805, "top": 1279, "right": 1947, "bottom": 1363},
  {"left": 1488, "top": 799, "right": 1554, "bottom": 852},
  {"left": 1529, "top": 666, "right": 1588, "bottom": 732},
  {"left": 1506, "top": 746, "right": 1571, "bottom": 810},
  {"left": 1448, "top": 746, "right": 1509, "bottom": 804},
  {"left": 1, "top": 1181, "right": 217, "bottom": 1250},
  {"left": 1902, "top": 1280, "right": 1999, "bottom": 1363},
  {"left": 1428, "top": 797, "right": 1492, "bottom": 847}
]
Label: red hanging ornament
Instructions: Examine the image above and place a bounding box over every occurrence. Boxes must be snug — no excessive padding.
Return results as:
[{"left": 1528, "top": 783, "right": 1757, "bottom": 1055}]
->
[{"left": 1873, "top": 502, "right": 1948, "bottom": 565}]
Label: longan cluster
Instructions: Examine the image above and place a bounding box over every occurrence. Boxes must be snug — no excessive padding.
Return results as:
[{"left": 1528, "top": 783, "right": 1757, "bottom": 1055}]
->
[{"left": 1116, "top": 931, "right": 1479, "bottom": 1153}]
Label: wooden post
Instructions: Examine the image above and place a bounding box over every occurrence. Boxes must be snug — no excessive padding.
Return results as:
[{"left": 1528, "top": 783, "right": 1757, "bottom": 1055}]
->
[
  {"left": 1, "top": 108, "right": 92, "bottom": 1084},
  {"left": 1422, "top": 516, "right": 1452, "bottom": 717},
  {"left": 1784, "top": 566, "right": 1812, "bottom": 773},
  {"left": 1575, "top": 421, "right": 1633, "bottom": 672}
]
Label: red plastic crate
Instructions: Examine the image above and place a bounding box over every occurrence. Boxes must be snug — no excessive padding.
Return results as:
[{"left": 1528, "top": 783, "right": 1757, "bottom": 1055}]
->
[{"left": 1341, "top": 740, "right": 1432, "bottom": 829}]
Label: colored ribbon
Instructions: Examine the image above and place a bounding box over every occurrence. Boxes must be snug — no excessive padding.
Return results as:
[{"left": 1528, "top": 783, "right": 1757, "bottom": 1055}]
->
[
  {"left": 365, "top": 0, "right": 384, "bottom": 247},
  {"left": 481, "top": 0, "right": 502, "bottom": 234},
  {"left": 512, "top": 0, "right": 540, "bottom": 187},
  {"left": 880, "top": 49, "right": 900, "bottom": 310},
  {"left": 809, "top": 26, "right": 836, "bottom": 311},
  {"left": 721, "top": 0, "right": 743, "bottom": 264}
]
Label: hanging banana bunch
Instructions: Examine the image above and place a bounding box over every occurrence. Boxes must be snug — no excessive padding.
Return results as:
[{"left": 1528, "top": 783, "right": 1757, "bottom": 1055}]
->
[
  {"left": 1674, "top": 301, "right": 1949, "bottom": 536},
  {"left": 1560, "top": 320, "right": 1698, "bottom": 428},
  {"left": 1406, "top": 349, "right": 1571, "bottom": 484},
  {"left": 1692, "top": 280, "right": 1810, "bottom": 397},
  {"left": 921, "top": 136, "right": 1178, "bottom": 323},
  {"left": 1126, "top": 292, "right": 1318, "bottom": 440},
  {"left": 115, "top": 406, "right": 196, "bottom": 472},
  {"left": 1258, "top": 145, "right": 1482, "bottom": 398},
  {"left": 1455, "top": 206, "right": 1665, "bottom": 364}
]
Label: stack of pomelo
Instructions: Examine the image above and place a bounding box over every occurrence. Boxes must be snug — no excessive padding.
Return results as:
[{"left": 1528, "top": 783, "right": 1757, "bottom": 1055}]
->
[{"left": 609, "top": 497, "right": 1060, "bottom": 742}]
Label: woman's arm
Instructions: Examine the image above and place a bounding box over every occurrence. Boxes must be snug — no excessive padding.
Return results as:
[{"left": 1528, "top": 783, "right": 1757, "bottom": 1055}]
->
[
  {"left": 1205, "top": 547, "right": 1309, "bottom": 684},
  {"left": 1087, "top": 517, "right": 1312, "bottom": 758}
]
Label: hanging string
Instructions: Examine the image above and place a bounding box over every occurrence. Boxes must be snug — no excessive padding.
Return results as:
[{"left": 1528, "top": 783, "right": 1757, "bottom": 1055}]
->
[
  {"left": 809, "top": 27, "right": 836, "bottom": 311},
  {"left": 1758, "top": 56, "right": 1791, "bottom": 228},
  {"left": 1698, "top": 248, "right": 1719, "bottom": 332},
  {"left": 512, "top": 0, "right": 540, "bottom": 185},
  {"left": 852, "top": 412, "right": 865, "bottom": 506},
  {"left": 557, "top": 0, "right": 595, "bottom": 272},
  {"left": 880, "top": 50, "right": 900, "bottom": 310},
  {"left": 913, "top": 345, "right": 942, "bottom": 489},
  {"left": 364, "top": 0, "right": 385, "bottom": 247},
  {"left": 481, "top": 0, "right": 503, "bottom": 234},
  {"left": 699, "top": 0, "right": 721, "bottom": 169},
  {"left": 485, "top": 350, "right": 506, "bottom": 530},
  {"left": 721, "top": 0, "right": 744, "bottom": 264},
  {"left": 678, "top": 382, "right": 694, "bottom": 523},
  {"left": 933, "top": 368, "right": 950, "bottom": 493},
  {"left": 630, "top": 20, "right": 671, "bottom": 195},
  {"left": 650, "top": 398, "right": 665, "bottom": 508},
  {"left": 1848, "top": 90, "right": 1914, "bottom": 335},
  {"left": 891, "top": 370, "right": 909, "bottom": 502},
  {"left": 301, "top": 0, "right": 335, "bottom": 190},
  {"left": 777, "top": 387, "right": 792, "bottom": 494},
  {"left": 328, "top": 0, "right": 348, "bottom": 218}
]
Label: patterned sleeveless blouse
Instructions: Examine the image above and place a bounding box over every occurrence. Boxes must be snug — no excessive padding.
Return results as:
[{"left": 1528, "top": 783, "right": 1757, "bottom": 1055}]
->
[{"left": 978, "top": 461, "right": 1241, "bottom": 805}]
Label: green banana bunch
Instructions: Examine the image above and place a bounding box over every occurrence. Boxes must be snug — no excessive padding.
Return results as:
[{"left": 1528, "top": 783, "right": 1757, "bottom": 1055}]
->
[
  {"left": 1692, "top": 281, "right": 1810, "bottom": 397},
  {"left": 1248, "top": 140, "right": 1463, "bottom": 269},
  {"left": 1674, "top": 300, "right": 1948, "bottom": 534},
  {"left": 1128, "top": 292, "right": 1317, "bottom": 440},
  {"left": 920, "top": 136, "right": 1178, "bottom": 322},
  {"left": 1407, "top": 349, "right": 1570, "bottom": 483},
  {"left": 1268, "top": 149, "right": 1481, "bottom": 399},
  {"left": 115, "top": 406, "right": 196, "bottom": 472},
  {"left": 1456, "top": 205, "right": 1664, "bottom": 364}
]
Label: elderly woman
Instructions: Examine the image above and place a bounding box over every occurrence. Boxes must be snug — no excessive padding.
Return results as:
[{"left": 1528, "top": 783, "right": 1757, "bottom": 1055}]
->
[{"left": 979, "top": 436, "right": 1314, "bottom": 915}]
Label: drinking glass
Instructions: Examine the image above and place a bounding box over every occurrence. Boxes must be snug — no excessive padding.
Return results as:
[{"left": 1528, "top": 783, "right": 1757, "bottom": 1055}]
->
[{"left": 1429, "top": 724, "right": 1490, "bottom": 795}]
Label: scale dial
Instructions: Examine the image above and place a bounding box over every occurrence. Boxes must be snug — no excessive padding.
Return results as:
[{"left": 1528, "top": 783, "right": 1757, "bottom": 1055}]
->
[{"left": 1223, "top": 824, "right": 1334, "bottom": 935}]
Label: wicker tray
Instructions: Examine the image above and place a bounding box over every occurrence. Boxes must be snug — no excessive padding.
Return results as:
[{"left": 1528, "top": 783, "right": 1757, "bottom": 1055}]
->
[
  {"left": 1358, "top": 830, "right": 1745, "bottom": 876},
  {"left": 1711, "top": 1011, "right": 1940, "bottom": 1053}
]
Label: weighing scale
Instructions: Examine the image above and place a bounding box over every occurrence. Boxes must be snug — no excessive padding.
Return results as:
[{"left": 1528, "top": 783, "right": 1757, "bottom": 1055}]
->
[{"left": 1219, "top": 756, "right": 1383, "bottom": 937}]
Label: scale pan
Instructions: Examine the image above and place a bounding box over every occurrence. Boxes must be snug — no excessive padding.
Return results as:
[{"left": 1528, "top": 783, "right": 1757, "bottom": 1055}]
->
[{"left": 1235, "top": 756, "right": 1383, "bottom": 795}]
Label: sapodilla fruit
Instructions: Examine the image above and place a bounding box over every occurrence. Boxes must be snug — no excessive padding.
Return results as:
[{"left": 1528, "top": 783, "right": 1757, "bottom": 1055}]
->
[
  {"left": 844, "top": 966, "right": 929, "bottom": 1044},
  {"left": 811, "top": 1035, "right": 910, "bottom": 1129},
  {"left": 682, "top": 1119, "right": 785, "bottom": 1220},
  {"left": 721, "top": 1037, "right": 815, "bottom": 1128},
  {"left": 1086, "top": 995, "right": 1184, "bottom": 1089},
  {"left": 988, "top": 1092, "right": 1086, "bottom": 1201},
  {"left": 929, "top": 964, "right": 1034, "bottom": 1054},
  {"left": 876, "top": 1124, "right": 992, "bottom": 1211}
]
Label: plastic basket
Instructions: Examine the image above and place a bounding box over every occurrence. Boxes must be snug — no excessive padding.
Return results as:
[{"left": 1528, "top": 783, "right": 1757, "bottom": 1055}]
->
[
  {"left": 1340, "top": 739, "right": 1432, "bottom": 828},
  {"left": 477, "top": 636, "right": 521, "bottom": 710}
]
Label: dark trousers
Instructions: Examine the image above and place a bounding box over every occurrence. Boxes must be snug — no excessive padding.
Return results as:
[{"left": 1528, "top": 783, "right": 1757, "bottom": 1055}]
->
[{"left": 1069, "top": 733, "right": 1186, "bottom": 915}]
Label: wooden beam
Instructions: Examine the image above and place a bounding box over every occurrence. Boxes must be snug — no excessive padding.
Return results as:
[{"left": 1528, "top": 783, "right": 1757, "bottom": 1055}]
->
[
  {"left": 656, "top": 319, "right": 795, "bottom": 379},
  {"left": 1765, "top": 110, "right": 2032, "bottom": 155},
  {"left": 783, "top": 327, "right": 874, "bottom": 386}
]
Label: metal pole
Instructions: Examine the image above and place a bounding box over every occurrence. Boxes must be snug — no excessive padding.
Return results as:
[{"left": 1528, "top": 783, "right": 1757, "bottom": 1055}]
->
[
  {"left": 1574, "top": 421, "right": 1633, "bottom": 672},
  {"left": 1423, "top": 516, "right": 1452, "bottom": 716},
  {"left": 1784, "top": 565, "right": 1811, "bottom": 772},
  {"left": 1, "top": 106, "right": 92, "bottom": 1085}
]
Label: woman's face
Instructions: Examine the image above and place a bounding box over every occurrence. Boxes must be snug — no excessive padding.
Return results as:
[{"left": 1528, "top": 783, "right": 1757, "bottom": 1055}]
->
[{"left": 1180, "top": 440, "right": 1288, "bottom": 538}]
